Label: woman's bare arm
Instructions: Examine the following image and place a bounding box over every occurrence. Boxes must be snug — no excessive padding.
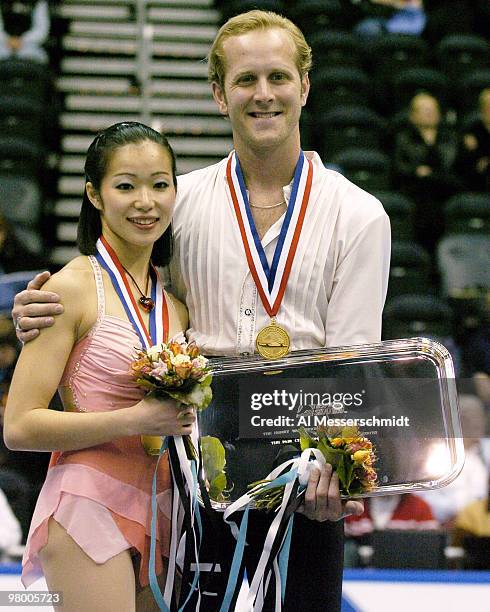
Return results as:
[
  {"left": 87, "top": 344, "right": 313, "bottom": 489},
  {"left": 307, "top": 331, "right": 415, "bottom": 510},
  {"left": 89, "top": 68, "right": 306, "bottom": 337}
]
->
[
  {"left": 4, "top": 264, "right": 194, "bottom": 452},
  {"left": 12, "top": 271, "right": 64, "bottom": 343}
]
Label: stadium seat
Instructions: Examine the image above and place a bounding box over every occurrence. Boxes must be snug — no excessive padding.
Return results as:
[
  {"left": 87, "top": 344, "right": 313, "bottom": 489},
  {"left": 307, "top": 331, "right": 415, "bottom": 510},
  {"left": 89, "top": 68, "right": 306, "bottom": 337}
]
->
[
  {"left": 319, "top": 105, "right": 385, "bottom": 160},
  {"left": 332, "top": 147, "right": 391, "bottom": 192},
  {"left": 457, "top": 68, "right": 490, "bottom": 113},
  {"left": 373, "top": 191, "right": 416, "bottom": 241},
  {"left": 392, "top": 67, "right": 449, "bottom": 112},
  {"left": 443, "top": 193, "right": 490, "bottom": 234},
  {"left": 364, "top": 33, "right": 428, "bottom": 76},
  {"left": 388, "top": 241, "right": 432, "bottom": 299},
  {"left": 0, "top": 137, "right": 44, "bottom": 177},
  {"left": 0, "top": 174, "right": 44, "bottom": 254},
  {"left": 310, "top": 66, "right": 371, "bottom": 113},
  {"left": 0, "top": 58, "right": 53, "bottom": 102},
  {"left": 437, "top": 233, "right": 490, "bottom": 298},
  {"left": 436, "top": 34, "right": 490, "bottom": 82},
  {"left": 383, "top": 294, "right": 454, "bottom": 340},
  {"left": 289, "top": 0, "right": 346, "bottom": 35},
  {"left": 0, "top": 95, "right": 45, "bottom": 144},
  {"left": 219, "top": 0, "right": 285, "bottom": 22},
  {"left": 364, "top": 34, "right": 429, "bottom": 112},
  {"left": 309, "top": 31, "right": 362, "bottom": 69}
]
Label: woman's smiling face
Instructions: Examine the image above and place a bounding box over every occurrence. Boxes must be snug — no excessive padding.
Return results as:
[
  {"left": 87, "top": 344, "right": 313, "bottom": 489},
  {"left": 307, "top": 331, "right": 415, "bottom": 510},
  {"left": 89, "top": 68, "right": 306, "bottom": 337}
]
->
[{"left": 87, "top": 140, "right": 176, "bottom": 256}]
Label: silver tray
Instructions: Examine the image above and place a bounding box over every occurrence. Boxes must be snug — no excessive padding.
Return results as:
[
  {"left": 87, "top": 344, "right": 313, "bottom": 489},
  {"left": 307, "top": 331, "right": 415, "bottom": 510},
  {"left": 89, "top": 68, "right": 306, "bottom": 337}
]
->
[{"left": 198, "top": 338, "right": 464, "bottom": 510}]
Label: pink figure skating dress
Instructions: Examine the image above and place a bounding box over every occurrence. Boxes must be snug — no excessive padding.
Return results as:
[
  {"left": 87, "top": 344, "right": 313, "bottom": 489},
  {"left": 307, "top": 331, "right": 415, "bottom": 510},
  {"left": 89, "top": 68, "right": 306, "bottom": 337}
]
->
[{"left": 22, "top": 257, "right": 172, "bottom": 588}]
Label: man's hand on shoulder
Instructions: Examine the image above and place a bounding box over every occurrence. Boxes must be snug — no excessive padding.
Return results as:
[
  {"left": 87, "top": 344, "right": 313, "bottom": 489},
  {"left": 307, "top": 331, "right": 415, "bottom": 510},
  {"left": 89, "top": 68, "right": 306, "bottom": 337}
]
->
[{"left": 12, "top": 271, "right": 64, "bottom": 343}]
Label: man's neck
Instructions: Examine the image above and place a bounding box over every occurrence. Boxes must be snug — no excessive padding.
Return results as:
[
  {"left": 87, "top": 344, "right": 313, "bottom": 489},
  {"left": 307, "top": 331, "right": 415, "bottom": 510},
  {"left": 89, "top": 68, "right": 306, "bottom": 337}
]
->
[{"left": 234, "top": 143, "right": 301, "bottom": 192}]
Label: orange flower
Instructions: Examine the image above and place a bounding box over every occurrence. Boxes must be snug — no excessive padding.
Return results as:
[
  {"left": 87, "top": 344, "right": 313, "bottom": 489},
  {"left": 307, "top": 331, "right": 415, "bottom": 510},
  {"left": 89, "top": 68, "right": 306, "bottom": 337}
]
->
[
  {"left": 175, "top": 362, "right": 192, "bottom": 379},
  {"left": 168, "top": 341, "right": 183, "bottom": 355},
  {"left": 187, "top": 344, "right": 200, "bottom": 359}
]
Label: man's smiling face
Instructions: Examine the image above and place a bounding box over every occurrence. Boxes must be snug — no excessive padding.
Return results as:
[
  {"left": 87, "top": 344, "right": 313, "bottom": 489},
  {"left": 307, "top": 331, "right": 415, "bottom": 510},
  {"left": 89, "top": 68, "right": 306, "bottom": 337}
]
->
[{"left": 212, "top": 28, "right": 309, "bottom": 155}]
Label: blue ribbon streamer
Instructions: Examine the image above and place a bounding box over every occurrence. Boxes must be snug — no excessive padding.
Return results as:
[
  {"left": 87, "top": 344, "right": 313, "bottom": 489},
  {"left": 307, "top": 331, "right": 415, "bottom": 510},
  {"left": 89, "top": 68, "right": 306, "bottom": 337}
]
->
[
  {"left": 278, "top": 515, "right": 294, "bottom": 602},
  {"left": 220, "top": 467, "right": 298, "bottom": 611},
  {"left": 178, "top": 460, "right": 202, "bottom": 610},
  {"left": 149, "top": 438, "right": 202, "bottom": 611},
  {"left": 219, "top": 505, "right": 250, "bottom": 612},
  {"left": 149, "top": 438, "right": 171, "bottom": 612}
]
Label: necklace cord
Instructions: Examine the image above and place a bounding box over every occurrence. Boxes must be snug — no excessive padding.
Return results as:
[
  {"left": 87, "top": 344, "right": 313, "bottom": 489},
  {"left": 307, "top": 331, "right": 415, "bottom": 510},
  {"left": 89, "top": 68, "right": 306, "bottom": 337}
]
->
[
  {"left": 121, "top": 265, "right": 154, "bottom": 311},
  {"left": 249, "top": 199, "right": 286, "bottom": 209}
]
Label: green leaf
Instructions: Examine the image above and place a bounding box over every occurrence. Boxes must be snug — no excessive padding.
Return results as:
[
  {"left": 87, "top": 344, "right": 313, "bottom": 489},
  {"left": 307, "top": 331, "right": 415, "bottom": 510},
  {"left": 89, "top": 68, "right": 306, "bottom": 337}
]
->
[
  {"left": 166, "top": 383, "right": 213, "bottom": 409},
  {"left": 317, "top": 439, "right": 343, "bottom": 467},
  {"left": 208, "top": 473, "right": 227, "bottom": 501},
  {"left": 200, "top": 373, "right": 212, "bottom": 387},
  {"left": 201, "top": 436, "right": 226, "bottom": 480},
  {"left": 136, "top": 378, "right": 156, "bottom": 391},
  {"left": 335, "top": 453, "right": 349, "bottom": 490},
  {"left": 201, "top": 436, "right": 229, "bottom": 501},
  {"left": 298, "top": 427, "right": 315, "bottom": 451},
  {"left": 341, "top": 426, "right": 360, "bottom": 439}
]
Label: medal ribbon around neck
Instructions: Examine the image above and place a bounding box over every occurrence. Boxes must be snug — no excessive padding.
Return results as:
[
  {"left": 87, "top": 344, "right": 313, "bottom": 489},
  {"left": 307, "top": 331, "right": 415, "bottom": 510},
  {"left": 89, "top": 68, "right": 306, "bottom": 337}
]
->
[
  {"left": 226, "top": 150, "right": 313, "bottom": 318},
  {"left": 95, "top": 236, "right": 168, "bottom": 348}
]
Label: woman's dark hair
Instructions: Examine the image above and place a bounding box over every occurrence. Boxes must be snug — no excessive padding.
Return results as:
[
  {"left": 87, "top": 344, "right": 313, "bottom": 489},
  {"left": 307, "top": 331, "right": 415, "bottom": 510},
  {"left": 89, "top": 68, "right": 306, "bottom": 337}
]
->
[{"left": 77, "top": 121, "right": 176, "bottom": 267}]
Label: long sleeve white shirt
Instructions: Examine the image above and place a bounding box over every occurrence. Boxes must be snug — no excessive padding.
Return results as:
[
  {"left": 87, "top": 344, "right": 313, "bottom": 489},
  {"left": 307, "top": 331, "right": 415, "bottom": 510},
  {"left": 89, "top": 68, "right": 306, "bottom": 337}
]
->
[{"left": 170, "top": 151, "right": 391, "bottom": 356}]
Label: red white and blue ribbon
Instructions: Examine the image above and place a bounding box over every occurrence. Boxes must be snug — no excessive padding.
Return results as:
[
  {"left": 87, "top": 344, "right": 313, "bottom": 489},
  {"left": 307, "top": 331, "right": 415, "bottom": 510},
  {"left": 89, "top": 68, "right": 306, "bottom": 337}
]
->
[
  {"left": 95, "top": 236, "right": 168, "bottom": 349},
  {"left": 226, "top": 150, "right": 313, "bottom": 318}
]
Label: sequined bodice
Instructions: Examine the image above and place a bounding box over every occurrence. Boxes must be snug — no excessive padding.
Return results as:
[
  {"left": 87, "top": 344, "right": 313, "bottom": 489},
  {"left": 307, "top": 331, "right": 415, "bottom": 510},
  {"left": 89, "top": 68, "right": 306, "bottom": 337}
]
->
[{"left": 58, "top": 257, "right": 145, "bottom": 413}]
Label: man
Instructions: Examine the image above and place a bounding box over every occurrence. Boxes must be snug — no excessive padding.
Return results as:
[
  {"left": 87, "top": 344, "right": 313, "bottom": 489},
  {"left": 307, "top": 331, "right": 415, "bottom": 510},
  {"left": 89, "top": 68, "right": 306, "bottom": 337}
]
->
[
  {"left": 0, "top": 0, "right": 50, "bottom": 63},
  {"left": 12, "top": 11, "right": 390, "bottom": 610}
]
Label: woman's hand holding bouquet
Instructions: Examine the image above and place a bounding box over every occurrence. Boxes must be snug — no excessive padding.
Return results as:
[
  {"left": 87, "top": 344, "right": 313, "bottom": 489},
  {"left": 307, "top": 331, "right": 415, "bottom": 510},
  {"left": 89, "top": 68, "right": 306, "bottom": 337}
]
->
[{"left": 131, "top": 338, "right": 212, "bottom": 456}]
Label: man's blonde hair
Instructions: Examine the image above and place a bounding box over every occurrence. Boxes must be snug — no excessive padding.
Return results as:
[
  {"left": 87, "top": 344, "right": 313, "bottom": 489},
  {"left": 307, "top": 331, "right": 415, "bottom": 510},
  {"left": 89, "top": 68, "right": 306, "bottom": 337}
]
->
[{"left": 208, "top": 10, "right": 312, "bottom": 88}]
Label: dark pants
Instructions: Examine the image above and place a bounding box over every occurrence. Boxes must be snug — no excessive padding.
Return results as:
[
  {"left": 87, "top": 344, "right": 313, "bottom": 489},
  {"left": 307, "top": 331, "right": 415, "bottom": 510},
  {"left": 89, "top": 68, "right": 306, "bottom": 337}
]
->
[{"left": 181, "top": 510, "right": 344, "bottom": 611}]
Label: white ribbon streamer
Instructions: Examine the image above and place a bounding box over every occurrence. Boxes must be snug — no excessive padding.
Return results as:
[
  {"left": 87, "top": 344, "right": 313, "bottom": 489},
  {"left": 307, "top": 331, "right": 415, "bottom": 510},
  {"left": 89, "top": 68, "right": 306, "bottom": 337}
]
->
[{"left": 221, "top": 448, "right": 327, "bottom": 611}]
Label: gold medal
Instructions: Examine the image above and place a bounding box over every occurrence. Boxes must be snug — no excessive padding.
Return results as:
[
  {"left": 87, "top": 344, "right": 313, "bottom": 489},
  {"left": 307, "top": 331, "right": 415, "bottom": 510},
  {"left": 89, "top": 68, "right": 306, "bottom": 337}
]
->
[
  {"left": 141, "top": 435, "right": 164, "bottom": 456},
  {"left": 256, "top": 320, "right": 290, "bottom": 360}
]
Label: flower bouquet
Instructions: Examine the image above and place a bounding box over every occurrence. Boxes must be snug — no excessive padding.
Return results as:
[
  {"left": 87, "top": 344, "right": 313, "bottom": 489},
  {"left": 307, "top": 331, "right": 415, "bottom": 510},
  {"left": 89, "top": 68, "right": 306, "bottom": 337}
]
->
[
  {"left": 131, "top": 339, "right": 212, "bottom": 456},
  {"left": 249, "top": 426, "right": 377, "bottom": 511}
]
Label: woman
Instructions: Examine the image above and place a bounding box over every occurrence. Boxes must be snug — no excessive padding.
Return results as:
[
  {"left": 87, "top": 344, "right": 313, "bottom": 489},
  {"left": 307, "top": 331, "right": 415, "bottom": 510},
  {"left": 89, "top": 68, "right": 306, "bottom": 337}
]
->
[{"left": 3, "top": 122, "right": 194, "bottom": 611}]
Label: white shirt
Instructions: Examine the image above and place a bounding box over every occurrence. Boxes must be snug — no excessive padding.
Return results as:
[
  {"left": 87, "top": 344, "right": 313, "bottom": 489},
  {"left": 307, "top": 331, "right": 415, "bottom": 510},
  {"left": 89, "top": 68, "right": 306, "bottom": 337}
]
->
[
  {"left": 421, "top": 443, "right": 489, "bottom": 523},
  {"left": 170, "top": 151, "right": 391, "bottom": 356}
]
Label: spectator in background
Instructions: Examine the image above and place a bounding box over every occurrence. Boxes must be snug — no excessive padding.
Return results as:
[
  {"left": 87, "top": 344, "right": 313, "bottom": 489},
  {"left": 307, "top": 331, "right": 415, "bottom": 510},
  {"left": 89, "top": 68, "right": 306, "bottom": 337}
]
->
[
  {"left": 393, "top": 92, "right": 459, "bottom": 253},
  {"left": 455, "top": 88, "right": 490, "bottom": 193},
  {"left": 355, "top": 0, "right": 426, "bottom": 37},
  {"left": 0, "top": 213, "right": 48, "bottom": 275},
  {"left": 344, "top": 492, "right": 438, "bottom": 567},
  {"left": 422, "top": 394, "right": 489, "bottom": 525},
  {"left": 453, "top": 477, "right": 490, "bottom": 544},
  {"left": 0, "top": 214, "right": 49, "bottom": 315},
  {"left": 452, "top": 476, "right": 490, "bottom": 569},
  {"left": 0, "top": 487, "right": 22, "bottom": 557},
  {"left": 0, "top": 0, "right": 50, "bottom": 63},
  {"left": 345, "top": 493, "right": 438, "bottom": 541}
]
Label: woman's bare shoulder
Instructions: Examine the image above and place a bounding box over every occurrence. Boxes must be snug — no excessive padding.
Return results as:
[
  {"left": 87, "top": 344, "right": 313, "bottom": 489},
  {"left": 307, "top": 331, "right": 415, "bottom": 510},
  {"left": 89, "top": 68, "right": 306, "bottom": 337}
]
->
[
  {"left": 165, "top": 290, "right": 189, "bottom": 331},
  {"left": 43, "top": 257, "right": 95, "bottom": 308}
]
